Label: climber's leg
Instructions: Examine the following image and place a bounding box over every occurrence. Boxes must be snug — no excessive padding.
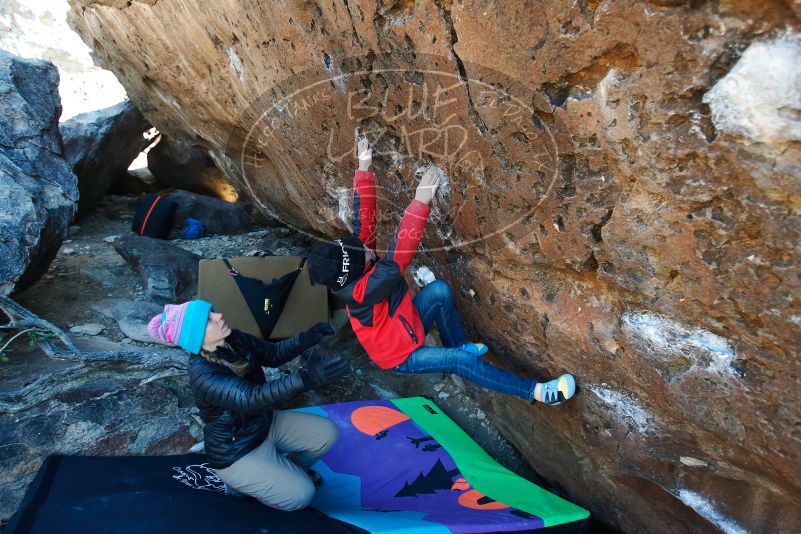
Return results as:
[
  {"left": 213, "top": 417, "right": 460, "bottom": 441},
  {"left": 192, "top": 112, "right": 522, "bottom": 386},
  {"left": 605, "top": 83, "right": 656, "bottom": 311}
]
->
[
  {"left": 394, "top": 345, "right": 536, "bottom": 401},
  {"left": 412, "top": 280, "right": 487, "bottom": 356}
]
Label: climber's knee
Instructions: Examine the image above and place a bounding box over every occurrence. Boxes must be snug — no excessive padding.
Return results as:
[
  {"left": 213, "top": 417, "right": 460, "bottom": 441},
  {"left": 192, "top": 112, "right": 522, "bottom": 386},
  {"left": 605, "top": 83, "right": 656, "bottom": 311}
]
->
[{"left": 426, "top": 279, "right": 453, "bottom": 303}]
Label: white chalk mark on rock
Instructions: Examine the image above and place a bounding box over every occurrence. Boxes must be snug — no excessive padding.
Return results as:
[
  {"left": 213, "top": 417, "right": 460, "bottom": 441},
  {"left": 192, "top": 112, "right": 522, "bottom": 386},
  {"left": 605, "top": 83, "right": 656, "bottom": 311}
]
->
[
  {"left": 590, "top": 386, "right": 652, "bottom": 433},
  {"left": 703, "top": 32, "right": 801, "bottom": 144},
  {"left": 225, "top": 46, "right": 245, "bottom": 83},
  {"left": 674, "top": 489, "right": 749, "bottom": 534},
  {"left": 621, "top": 311, "right": 737, "bottom": 377},
  {"left": 336, "top": 187, "right": 352, "bottom": 231}
]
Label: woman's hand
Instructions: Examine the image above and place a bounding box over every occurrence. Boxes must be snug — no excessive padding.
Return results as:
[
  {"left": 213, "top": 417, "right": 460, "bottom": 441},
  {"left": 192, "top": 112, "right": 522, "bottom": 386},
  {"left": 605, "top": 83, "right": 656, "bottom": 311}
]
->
[
  {"left": 298, "top": 322, "right": 335, "bottom": 349},
  {"left": 300, "top": 352, "right": 350, "bottom": 388},
  {"left": 357, "top": 137, "right": 372, "bottom": 171},
  {"left": 414, "top": 168, "right": 441, "bottom": 205}
]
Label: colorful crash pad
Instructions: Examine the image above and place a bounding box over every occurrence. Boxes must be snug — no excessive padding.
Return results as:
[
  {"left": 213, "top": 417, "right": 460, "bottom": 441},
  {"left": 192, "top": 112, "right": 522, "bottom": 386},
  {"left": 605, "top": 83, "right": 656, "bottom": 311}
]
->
[
  {"left": 299, "top": 397, "right": 589, "bottom": 533},
  {"left": 7, "top": 397, "right": 589, "bottom": 533}
]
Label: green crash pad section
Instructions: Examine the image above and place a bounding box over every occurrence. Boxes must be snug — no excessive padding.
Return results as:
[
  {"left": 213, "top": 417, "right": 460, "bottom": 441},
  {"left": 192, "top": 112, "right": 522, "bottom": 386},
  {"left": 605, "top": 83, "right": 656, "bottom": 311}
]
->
[{"left": 391, "top": 397, "right": 590, "bottom": 527}]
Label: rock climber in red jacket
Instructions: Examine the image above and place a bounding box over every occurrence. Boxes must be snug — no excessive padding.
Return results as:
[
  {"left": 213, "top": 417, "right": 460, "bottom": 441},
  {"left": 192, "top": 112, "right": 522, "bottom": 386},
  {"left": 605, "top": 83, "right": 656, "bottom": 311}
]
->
[{"left": 307, "top": 138, "right": 576, "bottom": 405}]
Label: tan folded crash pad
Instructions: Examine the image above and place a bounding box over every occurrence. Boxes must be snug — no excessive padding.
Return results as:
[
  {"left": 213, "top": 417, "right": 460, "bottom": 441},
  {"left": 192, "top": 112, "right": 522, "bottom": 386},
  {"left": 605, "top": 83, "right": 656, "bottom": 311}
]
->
[{"left": 198, "top": 256, "right": 328, "bottom": 339}]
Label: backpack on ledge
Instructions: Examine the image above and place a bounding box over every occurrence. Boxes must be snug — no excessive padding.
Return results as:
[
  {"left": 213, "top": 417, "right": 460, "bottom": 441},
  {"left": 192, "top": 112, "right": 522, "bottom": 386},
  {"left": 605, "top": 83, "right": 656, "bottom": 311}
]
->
[{"left": 132, "top": 194, "right": 177, "bottom": 239}]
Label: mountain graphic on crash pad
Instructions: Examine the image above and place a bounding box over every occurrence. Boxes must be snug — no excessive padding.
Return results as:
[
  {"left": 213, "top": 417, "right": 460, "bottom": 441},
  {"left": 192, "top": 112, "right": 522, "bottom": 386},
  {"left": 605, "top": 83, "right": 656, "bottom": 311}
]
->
[{"left": 395, "top": 458, "right": 460, "bottom": 498}]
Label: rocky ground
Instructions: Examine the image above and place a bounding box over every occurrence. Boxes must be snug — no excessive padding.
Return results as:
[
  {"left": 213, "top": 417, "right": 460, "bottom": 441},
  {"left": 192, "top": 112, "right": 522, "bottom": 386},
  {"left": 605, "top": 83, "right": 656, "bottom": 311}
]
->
[{"left": 0, "top": 195, "right": 565, "bottom": 526}]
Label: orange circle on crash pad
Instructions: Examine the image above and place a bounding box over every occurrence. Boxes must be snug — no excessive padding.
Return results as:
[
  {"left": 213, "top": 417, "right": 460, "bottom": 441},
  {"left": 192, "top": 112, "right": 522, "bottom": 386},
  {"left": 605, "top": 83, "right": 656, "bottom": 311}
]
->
[
  {"left": 350, "top": 406, "right": 411, "bottom": 436},
  {"left": 457, "top": 489, "right": 510, "bottom": 510}
]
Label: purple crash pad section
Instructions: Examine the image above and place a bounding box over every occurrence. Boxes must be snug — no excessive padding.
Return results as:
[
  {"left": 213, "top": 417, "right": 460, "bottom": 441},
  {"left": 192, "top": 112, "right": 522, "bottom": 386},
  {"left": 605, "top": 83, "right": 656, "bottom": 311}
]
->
[{"left": 310, "top": 399, "right": 545, "bottom": 533}]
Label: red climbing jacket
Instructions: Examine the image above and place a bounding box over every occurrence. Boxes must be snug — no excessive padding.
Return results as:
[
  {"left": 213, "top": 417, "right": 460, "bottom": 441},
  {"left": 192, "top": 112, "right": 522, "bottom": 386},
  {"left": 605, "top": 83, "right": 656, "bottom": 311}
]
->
[{"left": 333, "top": 169, "right": 431, "bottom": 369}]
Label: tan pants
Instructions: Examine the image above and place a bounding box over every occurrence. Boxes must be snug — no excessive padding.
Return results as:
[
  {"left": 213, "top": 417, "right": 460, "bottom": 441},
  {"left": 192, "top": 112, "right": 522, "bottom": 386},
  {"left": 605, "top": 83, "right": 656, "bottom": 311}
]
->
[{"left": 214, "top": 410, "right": 338, "bottom": 511}]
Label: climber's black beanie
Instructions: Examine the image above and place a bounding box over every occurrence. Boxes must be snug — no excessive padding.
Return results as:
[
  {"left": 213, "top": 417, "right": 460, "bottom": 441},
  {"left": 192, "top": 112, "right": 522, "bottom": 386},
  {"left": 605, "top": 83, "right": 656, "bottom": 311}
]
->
[{"left": 307, "top": 236, "right": 366, "bottom": 290}]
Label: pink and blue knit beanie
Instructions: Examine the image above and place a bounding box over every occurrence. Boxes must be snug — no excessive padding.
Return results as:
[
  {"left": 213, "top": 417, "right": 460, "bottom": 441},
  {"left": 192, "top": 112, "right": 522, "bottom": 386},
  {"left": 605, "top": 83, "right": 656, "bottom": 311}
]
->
[{"left": 147, "top": 300, "right": 213, "bottom": 354}]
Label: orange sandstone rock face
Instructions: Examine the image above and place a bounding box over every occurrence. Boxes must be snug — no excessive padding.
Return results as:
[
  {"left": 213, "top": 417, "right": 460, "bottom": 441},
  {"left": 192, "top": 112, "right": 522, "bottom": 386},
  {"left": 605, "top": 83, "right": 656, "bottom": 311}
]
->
[{"left": 67, "top": 1, "right": 801, "bottom": 532}]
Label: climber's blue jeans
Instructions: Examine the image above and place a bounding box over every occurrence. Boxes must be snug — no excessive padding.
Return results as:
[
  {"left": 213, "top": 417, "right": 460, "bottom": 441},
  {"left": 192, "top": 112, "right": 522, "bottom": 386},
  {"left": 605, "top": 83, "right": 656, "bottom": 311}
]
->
[{"left": 394, "top": 280, "right": 535, "bottom": 402}]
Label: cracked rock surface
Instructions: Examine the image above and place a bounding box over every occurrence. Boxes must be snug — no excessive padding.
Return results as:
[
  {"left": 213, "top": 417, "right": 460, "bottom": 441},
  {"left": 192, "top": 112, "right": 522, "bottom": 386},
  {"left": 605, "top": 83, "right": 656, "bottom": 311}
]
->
[{"left": 63, "top": 2, "right": 801, "bottom": 532}]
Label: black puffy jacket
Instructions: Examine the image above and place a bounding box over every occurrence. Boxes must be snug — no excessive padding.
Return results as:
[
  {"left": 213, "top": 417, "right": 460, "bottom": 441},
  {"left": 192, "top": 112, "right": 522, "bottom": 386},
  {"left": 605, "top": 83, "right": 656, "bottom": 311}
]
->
[{"left": 188, "top": 329, "right": 312, "bottom": 469}]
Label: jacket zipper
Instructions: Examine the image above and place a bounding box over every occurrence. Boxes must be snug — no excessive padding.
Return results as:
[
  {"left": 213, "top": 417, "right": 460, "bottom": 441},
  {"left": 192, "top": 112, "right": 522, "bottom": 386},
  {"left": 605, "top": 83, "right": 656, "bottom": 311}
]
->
[{"left": 398, "top": 314, "right": 418, "bottom": 343}]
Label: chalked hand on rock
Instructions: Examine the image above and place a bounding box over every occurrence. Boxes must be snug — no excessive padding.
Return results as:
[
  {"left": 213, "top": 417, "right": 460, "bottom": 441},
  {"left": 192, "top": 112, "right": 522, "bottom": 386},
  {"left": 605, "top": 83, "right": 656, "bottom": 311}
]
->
[
  {"left": 415, "top": 168, "right": 441, "bottom": 206},
  {"left": 357, "top": 136, "right": 372, "bottom": 171}
]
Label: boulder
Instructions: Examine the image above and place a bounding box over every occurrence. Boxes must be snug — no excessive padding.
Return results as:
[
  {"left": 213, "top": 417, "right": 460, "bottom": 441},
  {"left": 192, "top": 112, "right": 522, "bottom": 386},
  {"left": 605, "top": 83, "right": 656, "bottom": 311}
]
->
[
  {"left": 166, "top": 189, "right": 251, "bottom": 236},
  {"left": 67, "top": 2, "right": 801, "bottom": 532},
  {"left": 0, "top": 50, "right": 78, "bottom": 296},
  {"left": 110, "top": 235, "right": 199, "bottom": 303},
  {"left": 148, "top": 135, "right": 238, "bottom": 201},
  {"left": 61, "top": 100, "right": 151, "bottom": 216}
]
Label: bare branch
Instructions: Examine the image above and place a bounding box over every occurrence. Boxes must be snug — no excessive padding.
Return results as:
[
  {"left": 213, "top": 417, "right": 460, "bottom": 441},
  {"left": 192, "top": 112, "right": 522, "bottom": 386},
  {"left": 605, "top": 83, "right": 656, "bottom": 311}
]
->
[
  {"left": 0, "top": 296, "right": 78, "bottom": 351},
  {"left": 0, "top": 296, "right": 189, "bottom": 413}
]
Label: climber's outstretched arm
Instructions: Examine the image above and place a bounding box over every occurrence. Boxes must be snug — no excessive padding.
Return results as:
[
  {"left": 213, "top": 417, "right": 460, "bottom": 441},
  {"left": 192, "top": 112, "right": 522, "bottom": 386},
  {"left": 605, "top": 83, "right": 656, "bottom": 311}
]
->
[{"left": 352, "top": 136, "right": 376, "bottom": 250}]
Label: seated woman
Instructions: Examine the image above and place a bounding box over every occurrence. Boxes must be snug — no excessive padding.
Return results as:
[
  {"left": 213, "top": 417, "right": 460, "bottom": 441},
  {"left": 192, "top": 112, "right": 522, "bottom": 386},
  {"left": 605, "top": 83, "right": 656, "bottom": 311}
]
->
[{"left": 148, "top": 300, "right": 349, "bottom": 511}]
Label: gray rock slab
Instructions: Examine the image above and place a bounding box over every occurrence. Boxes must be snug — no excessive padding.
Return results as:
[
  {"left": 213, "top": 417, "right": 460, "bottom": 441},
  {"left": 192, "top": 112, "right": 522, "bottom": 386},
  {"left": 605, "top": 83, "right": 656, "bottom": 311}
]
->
[
  {"left": 111, "top": 235, "right": 200, "bottom": 303},
  {"left": 69, "top": 323, "right": 105, "bottom": 336},
  {"left": 93, "top": 299, "right": 169, "bottom": 345}
]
